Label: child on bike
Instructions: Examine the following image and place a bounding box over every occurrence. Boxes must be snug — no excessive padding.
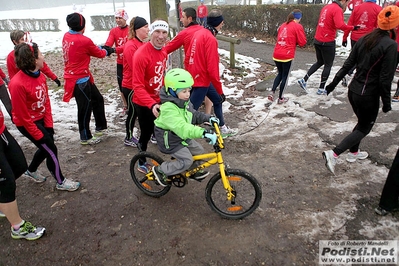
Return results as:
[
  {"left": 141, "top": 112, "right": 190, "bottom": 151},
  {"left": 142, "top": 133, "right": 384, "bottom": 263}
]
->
[{"left": 152, "top": 68, "right": 219, "bottom": 187}]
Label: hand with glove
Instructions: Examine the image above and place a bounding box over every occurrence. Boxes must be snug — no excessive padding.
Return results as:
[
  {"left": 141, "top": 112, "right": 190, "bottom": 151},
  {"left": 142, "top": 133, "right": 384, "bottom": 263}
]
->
[
  {"left": 342, "top": 40, "right": 347, "bottom": 47},
  {"left": 325, "top": 81, "right": 339, "bottom": 96},
  {"left": 202, "top": 129, "right": 217, "bottom": 145},
  {"left": 101, "top": 45, "right": 115, "bottom": 56},
  {"left": 383, "top": 105, "right": 392, "bottom": 113},
  {"left": 220, "top": 94, "right": 226, "bottom": 103},
  {"left": 53, "top": 78, "right": 61, "bottom": 87},
  {"left": 209, "top": 116, "right": 220, "bottom": 127},
  {"left": 353, "top": 25, "right": 360, "bottom": 31}
]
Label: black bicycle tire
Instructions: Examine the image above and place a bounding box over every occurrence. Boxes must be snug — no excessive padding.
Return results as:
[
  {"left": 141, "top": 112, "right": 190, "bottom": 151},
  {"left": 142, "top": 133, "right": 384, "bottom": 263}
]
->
[
  {"left": 205, "top": 168, "right": 262, "bottom": 219},
  {"left": 130, "top": 151, "right": 171, "bottom": 197}
]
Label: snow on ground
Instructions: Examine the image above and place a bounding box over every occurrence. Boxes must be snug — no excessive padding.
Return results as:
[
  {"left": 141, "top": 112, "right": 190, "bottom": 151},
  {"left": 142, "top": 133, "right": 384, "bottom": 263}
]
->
[{"left": 0, "top": 2, "right": 398, "bottom": 241}]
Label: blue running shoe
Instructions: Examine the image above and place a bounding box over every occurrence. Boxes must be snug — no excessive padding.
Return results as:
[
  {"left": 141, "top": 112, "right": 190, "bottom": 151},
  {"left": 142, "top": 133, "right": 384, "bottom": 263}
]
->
[{"left": 298, "top": 79, "right": 308, "bottom": 93}]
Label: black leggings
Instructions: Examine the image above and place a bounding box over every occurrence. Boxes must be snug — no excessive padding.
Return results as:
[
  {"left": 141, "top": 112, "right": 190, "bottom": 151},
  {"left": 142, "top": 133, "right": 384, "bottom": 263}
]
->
[
  {"left": 17, "top": 119, "right": 65, "bottom": 185},
  {"left": 117, "top": 64, "right": 123, "bottom": 92},
  {"left": 272, "top": 60, "right": 292, "bottom": 99},
  {"left": 333, "top": 91, "right": 379, "bottom": 155},
  {"left": 122, "top": 88, "right": 137, "bottom": 139},
  {"left": 134, "top": 103, "right": 156, "bottom": 153},
  {"left": 74, "top": 81, "right": 107, "bottom": 141},
  {"left": 0, "top": 129, "right": 27, "bottom": 203},
  {"left": 379, "top": 147, "right": 399, "bottom": 211},
  {"left": 305, "top": 42, "right": 335, "bottom": 89}
]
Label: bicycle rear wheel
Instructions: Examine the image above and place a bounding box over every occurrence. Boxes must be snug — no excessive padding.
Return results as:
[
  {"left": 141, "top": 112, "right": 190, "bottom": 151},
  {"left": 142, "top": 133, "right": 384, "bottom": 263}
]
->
[
  {"left": 205, "top": 169, "right": 262, "bottom": 219},
  {"left": 130, "top": 151, "right": 171, "bottom": 197}
]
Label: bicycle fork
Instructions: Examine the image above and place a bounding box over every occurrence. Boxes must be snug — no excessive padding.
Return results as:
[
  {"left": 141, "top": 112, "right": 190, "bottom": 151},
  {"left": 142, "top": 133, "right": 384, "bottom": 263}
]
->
[{"left": 217, "top": 153, "right": 236, "bottom": 202}]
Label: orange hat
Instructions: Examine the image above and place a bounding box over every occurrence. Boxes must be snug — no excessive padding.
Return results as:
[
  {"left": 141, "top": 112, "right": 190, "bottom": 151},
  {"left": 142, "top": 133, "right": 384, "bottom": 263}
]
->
[{"left": 378, "top": 5, "right": 399, "bottom": 30}]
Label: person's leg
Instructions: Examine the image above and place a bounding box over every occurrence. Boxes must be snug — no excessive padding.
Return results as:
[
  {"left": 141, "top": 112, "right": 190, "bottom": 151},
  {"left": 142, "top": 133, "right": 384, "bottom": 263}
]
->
[
  {"left": 206, "top": 84, "right": 225, "bottom": 127},
  {"left": 278, "top": 60, "right": 292, "bottom": 99},
  {"left": 89, "top": 83, "right": 107, "bottom": 132},
  {"left": 393, "top": 52, "right": 399, "bottom": 99},
  {"left": 158, "top": 147, "right": 194, "bottom": 176},
  {"left": 318, "top": 44, "right": 335, "bottom": 90},
  {"left": 272, "top": 60, "right": 283, "bottom": 93},
  {"left": 74, "top": 82, "right": 93, "bottom": 141},
  {"left": 304, "top": 43, "right": 324, "bottom": 81},
  {"left": 134, "top": 104, "right": 154, "bottom": 153},
  {"left": 204, "top": 97, "right": 213, "bottom": 115},
  {"left": 190, "top": 87, "right": 208, "bottom": 110},
  {"left": 117, "top": 64, "right": 127, "bottom": 112},
  {"left": 378, "top": 148, "right": 399, "bottom": 211},
  {"left": 0, "top": 84, "right": 12, "bottom": 118},
  {"left": 333, "top": 92, "right": 379, "bottom": 155},
  {"left": 122, "top": 88, "right": 134, "bottom": 138},
  {"left": 17, "top": 122, "right": 65, "bottom": 184}
]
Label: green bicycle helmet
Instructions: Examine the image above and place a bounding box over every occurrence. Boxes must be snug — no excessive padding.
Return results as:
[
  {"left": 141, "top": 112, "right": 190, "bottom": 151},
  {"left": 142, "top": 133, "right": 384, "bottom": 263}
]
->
[{"left": 164, "top": 68, "right": 194, "bottom": 97}]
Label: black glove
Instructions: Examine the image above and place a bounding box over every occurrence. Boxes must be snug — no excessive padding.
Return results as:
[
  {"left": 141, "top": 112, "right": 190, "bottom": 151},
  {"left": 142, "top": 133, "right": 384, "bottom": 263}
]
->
[
  {"left": 325, "top": 83, "right": 337, "bottom": 96},
  {"left": 45, "top": 127, "right": 55, "bottom": 136},
  {"left": 342, "top": 40, "right": 347, "bottom": 47},
  {"left": 383, "top": 105, "right": 392, "bottom": 113},
  {"left": 220, "top": 94, "right": 226, "bottom": 103},
  {"left": 53, "top": 78, "right": 61, "bottom": 87},
  {"left": 101, "top": 46, "right": 115, "bottom": 56},
  {"left": 353, "top": 25, "right": 360, "bottom": 31},
  {"left": 38, "top": 134, "right": 51, "bottom": 144}
]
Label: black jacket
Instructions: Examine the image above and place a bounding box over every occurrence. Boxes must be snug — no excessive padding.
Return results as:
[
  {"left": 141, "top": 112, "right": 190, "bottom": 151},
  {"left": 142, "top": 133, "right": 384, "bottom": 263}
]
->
[{"left": 328, "top": 30, "right": 397, "bottom": 110}]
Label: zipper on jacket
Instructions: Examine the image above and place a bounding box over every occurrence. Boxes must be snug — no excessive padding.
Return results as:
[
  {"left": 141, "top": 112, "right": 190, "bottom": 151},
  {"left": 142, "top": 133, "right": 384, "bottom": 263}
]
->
[{"left": 163, "top": 131, "right": 169, "bottom": 149}]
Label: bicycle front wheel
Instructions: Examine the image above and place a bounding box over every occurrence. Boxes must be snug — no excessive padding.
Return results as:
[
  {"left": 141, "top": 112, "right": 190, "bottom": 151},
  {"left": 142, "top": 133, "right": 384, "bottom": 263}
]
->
[
  {"left": 205, "top": 169, "right": 262, "bottom": 219},
  {"left": 130, "top": 151, "right": 171, "bottom": 197}
]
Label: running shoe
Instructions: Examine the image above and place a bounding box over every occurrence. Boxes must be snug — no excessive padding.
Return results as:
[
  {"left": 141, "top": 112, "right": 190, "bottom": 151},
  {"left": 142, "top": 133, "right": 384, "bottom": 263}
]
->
[
  {"left": 0, "top": 211, "right": 5, "bottom": 218},
  {"left": 11, "top": 221, "right": 46, "bottom": 240},
  {"left": 137, "top": 162, "right": 152, "bottom": 174},
  {"left": 277, "top": 97, "right": 289, "bottom": 104},
  {"left": 346, "top": 150, "right": 368, "bottom": 163},
  {"left": 220, "top": 125, "right": 238, "bottom": 139},
  {"left": 94, "top": 129, "right": 108, "bottom": 137},
  {"left": 322, "top": 150, "right": 337, "bottom": 175},
  {"left": 23, "top": 170, "right": 46, "bottom": 183},
  {"left": 392, "top": 96, "right": 399, "bottom": 102},
  {"left": 317, "top": 89, "right": 327, "bottom": 95},
  {"left": 80, "top": 137, "right": 101, "bottom": 145},
  {"left": 152, "top": 166, "right": 169, "bottom": 187},
  {"left": 56, "top": 178, "right": 81, "bottom": 191},
  {"left": 124, "top": 136, "right": 138, "bottom": 147},
  {"left": 268, "top": 93, "right": 274, "bottom": 101},
  {"left": 150, "top": 135, "right": 157, "bottom": 144},
  {"left": 297, "top": 79, "right": 308, "bottom": 93}
]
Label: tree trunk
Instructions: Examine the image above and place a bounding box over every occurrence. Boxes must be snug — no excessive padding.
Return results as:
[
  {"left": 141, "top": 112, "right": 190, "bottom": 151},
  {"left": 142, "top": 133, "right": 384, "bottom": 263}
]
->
[{"left": 149, "top": 0, "right": 168, "bottom": 23}]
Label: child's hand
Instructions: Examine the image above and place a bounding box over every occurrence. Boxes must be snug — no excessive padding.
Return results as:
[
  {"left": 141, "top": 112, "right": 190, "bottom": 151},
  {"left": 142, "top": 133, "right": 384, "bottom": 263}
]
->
[
  {"left": 202, "top": 129, "right": 217, "bottom": 145},
  {"left": 209, "top": 116, "right": 219, "bottom": 127}
]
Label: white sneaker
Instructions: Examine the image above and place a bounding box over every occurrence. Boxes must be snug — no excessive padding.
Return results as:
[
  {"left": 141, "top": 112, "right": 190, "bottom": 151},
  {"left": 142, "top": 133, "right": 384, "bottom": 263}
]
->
[
  {"left": 220, "top": 125, "right": 238, "bottom": 138},
  {"left": 56, "top": 178, "right": 81, "bottom": 191},
  {"left": 322, "top": 150, "right": 337, "bottom": 175},
  {"left": 23, "top": 170, "right": 46, "bottom": 183},
  {"left": 346, "top": 150, "right": 368, "bottom": 163},
  {"left": 80, "top": 137, "right": 101, "bottom": 145}
]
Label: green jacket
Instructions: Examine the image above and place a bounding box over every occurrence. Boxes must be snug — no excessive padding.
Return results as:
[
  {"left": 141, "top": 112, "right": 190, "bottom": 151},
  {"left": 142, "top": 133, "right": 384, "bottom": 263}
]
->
[{"left": 154, "top": 87, "right": 211, "bottom": 154}]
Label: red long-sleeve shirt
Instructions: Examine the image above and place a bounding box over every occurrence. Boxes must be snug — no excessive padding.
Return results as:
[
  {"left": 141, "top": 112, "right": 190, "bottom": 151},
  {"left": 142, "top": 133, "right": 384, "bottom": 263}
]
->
[
  {"left": 7, "top": 50, "right": 57, "bottom": 81},
  {"left": 132, "top": 42, "right": 167, "bottom": 109},
  {"left": 62, "top": 31, "right": 107, "bottom": 102},
  {"left": 9, "top": 70, "right": 53, "bottom": 141},
  {"left": 164, "top": 24, "right": 203, "bottom": 69},
  {"left": 0, "top": 69, "right": 6, "bottom": 87},
  {"left": 197, "top": 5, "right": 208, "bottom": 19},
  {"left": 105, "top": 26, "right": 129, "bottom": 65},
  {"left": 122, "top": 38, "right": 144, "bottom": 89},
  {"left": 315, "top": 1, "right": 354, "bottom": 43},
  {"left": 273, "top": 21, "right": 307, "bottom": 61},
  {"left": 0, "top": 109, "right": 4, "bottom": 135},
  {"left": 343, "top": 1, "right": 382, "bottom": 42},
  {"left": 186, "top": 28, "right": 223, "bottom": 94}
]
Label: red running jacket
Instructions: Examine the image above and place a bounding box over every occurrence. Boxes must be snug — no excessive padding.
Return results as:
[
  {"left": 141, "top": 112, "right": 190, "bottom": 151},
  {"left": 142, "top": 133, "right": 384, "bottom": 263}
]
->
[{"left": 273, "top": 21, "right": 307, "bottom": 61}]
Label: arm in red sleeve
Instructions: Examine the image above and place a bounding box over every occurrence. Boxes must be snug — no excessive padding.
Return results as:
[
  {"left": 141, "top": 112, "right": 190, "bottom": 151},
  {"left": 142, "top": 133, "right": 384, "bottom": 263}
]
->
[
  {"left": 132, "top": 54, "right": 157, "bottom": 109},
  {"left": 297, "top": 24, "right": 307, "bottom": 47},
  {"left": 105, "top": 29, "right": 115, "bottom": 47},
  {"left": 41, "top": 62, "right": 57, "bottom": 81},
  {"left": 206, "top": 38, "right": 223, "bottom": 95},
  {"left": 88, "top": 39, "right": 107, "bottom": 58},
  {"left": 43, "top": 82, "right": 53, "bottom": 128},
  {"left": 334, "top": 9, "right": 354, "bottom": 32},
  {"left": 165, "top": 31, "right": 185, "bottom": 54}
]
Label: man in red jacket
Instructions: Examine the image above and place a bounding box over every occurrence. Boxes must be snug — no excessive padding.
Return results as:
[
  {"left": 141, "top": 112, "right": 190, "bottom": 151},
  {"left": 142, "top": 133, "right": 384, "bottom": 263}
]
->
[
  {"left": 62, "top": 13, "right": 114, "bottom": 145},
  {"left": 132, "top": 20, "right": 169, "bottom": 174},
  {"left": 7, "top": 30, "right": 61, "bottom": 86},
  {"left": 165, "top": 7, "right": 202, "bottom": 69},
  {"left": 197, "top": 0, "right": 208, "bottom": 26},
  {"left": 186, "top": 9, "right": 237, "bottom": 138},
  {"left": 105, "top": 9, "right": 129, "bottom": 117},
  {"left": 297, "top": 0, "right": 359, "bottom": 95}
]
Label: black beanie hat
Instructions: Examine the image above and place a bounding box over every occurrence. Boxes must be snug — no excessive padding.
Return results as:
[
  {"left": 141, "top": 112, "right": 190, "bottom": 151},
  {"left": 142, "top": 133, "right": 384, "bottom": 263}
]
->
[{"left": 67, "top": 13, "right": 86, "bottom": 31}]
